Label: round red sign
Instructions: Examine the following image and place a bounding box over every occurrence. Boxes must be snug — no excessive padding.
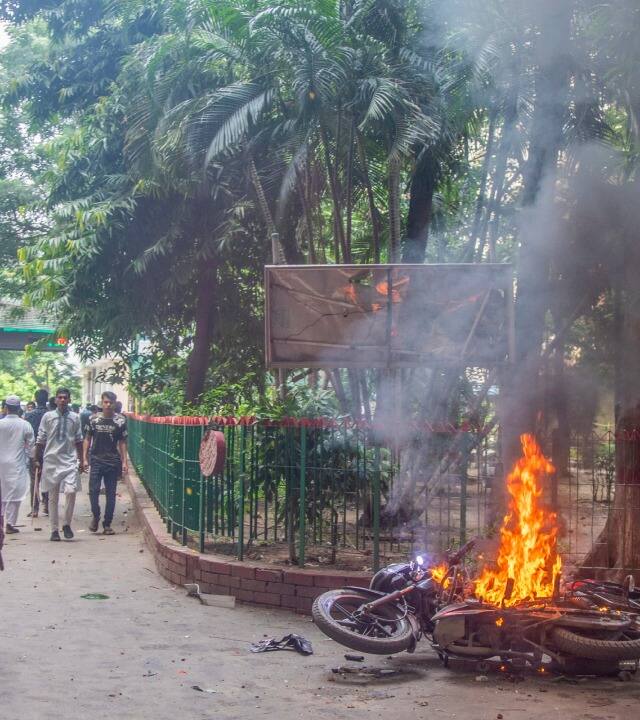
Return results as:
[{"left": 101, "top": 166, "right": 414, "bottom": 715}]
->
[{"left": 199, "top": 430, "right": 226, "bottom": 477}]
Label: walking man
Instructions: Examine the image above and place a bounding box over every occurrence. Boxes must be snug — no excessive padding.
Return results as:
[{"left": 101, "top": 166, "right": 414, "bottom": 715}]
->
[
  {"left": 36, "top": 388, "right": 85, "bottom": 542},
  {"left": 25, "top": 388, "right": 50, "bottom": 517},
  {"left": 0, "top": 395, "right": 35, "bottom": 533},
  {"left": 84, "top": 391, "right": 128, "bottom": 535},
  {"left": 0, "top": 480, "right": 4, "bottom": 570},
  {"left": 79, "top": 402, "right": 92, "bottom": 437}
]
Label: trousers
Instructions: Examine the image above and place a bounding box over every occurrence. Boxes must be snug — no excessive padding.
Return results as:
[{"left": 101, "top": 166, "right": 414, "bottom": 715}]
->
[
  {"left": 49, "top": 485, "right": 76, "bottom": 531},
  {"left": 89, "top": 462, "right": 119, "bottom": 527},
  {"left": 29, "top": 461, "right": 49, "bottom": 514},
  {"left": 1, "top": 500, "right": 20, "bottom": 526}
]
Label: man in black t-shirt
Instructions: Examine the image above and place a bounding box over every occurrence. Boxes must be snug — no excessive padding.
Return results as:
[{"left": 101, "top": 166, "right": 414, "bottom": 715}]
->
[{"left": 83, "top": 391, "right": 128, "bottom": 535}]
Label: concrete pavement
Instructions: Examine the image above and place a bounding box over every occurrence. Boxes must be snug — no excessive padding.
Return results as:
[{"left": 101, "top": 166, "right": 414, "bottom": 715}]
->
[{"left": 1, "top": 483, "right": 639, "bottom": 720}]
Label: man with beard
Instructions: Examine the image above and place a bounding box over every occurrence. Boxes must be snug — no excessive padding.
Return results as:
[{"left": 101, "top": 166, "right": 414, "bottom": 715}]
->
[{"left": 36, "top": 388, "right": 85, "bottom": 542}]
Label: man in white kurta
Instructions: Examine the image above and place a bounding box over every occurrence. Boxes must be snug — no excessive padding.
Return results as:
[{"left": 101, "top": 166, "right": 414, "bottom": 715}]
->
[
  {"left": 0, "top": 395, "right": 35, "bottom": 533},
  {"left": 36, "top": 388, "right": 85, "bottom": 541}
]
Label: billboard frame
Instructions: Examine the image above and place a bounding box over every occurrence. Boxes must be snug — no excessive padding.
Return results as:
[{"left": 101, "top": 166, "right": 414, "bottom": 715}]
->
[{"left": 265, "top": 263, "right": 514, "bottom": 370}]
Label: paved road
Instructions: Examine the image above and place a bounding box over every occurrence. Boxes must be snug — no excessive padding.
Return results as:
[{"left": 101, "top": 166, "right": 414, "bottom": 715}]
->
[{"left": 1, "top": 485, "right": 639, "bottom": 720}]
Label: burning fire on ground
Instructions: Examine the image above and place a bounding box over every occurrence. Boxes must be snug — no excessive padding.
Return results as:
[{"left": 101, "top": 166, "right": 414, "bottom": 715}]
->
[{"left": 474, "top": 434, "right": 561, "bottom": 606}]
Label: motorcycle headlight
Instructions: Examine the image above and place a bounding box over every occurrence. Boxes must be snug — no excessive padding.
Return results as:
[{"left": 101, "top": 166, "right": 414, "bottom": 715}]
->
[{"left": 416, "top": 555, "right": 425, "bottom": 566}]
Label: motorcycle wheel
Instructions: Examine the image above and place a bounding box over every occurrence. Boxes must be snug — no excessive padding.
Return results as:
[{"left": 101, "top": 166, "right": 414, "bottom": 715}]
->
[
  {"left": 552, "top": 627, "right": 640, "bottom": 661},
  {"left": 312, "top": 589, "right": 414, "bottom": 655}
]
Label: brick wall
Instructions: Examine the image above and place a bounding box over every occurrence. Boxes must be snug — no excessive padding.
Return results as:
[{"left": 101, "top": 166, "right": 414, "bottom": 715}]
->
[{"left": 126, "top": 466, "right": 372, "bottom": 613}]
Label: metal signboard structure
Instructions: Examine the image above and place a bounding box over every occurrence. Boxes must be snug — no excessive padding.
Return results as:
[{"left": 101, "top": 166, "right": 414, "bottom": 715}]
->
[
  {"left": 265, "top": 264, "right": 513, "bottom": 369},
  {"left": 0, "top": 301, "right": 67, "bottom": 352}
]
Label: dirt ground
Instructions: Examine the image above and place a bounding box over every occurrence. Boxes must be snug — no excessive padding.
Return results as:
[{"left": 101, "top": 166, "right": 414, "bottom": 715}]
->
[{"left": 1, "top": 485, "right": 639, "bottom": 720}]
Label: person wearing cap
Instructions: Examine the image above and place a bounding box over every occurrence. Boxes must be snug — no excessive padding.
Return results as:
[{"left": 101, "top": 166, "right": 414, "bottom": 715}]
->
[
  {"left": 36, "top": 388, "right": 86, "bottom": 541},
  {"left": 0, "top": 395, "right": 35, "bottom": 534}
]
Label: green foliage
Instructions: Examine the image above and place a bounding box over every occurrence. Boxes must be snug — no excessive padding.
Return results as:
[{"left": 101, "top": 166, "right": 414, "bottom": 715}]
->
[
  {"left": 0, "top": 349, "right": 80, "bottom": 401},
  {"left": 0, "top": 0, "right": 637, "bottom": 429},
  {"left": 141, "top": 370, "right": 339, "bottom": 420}
]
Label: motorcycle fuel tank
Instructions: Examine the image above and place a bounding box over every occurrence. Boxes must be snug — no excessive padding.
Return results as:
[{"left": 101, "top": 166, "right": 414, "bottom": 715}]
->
[{"left": 432, "top": 615, "right": 466, "bottom": 649}]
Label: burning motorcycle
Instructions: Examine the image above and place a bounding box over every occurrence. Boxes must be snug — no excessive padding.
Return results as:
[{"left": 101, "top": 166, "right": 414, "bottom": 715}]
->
[
  {"left": 312, "top": 549, "right": 640, "bottom": 669},
  {"left": 312, "top": 435, "right": 640, "bottom": 671},
  {"left": 311, "top": 541, "right": 473, "bottom": 656}
]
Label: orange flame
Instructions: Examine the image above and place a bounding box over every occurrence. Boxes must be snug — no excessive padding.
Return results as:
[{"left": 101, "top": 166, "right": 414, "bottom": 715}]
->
[
  {"left": 474, "top": 434, "right": 561, "bottom": 607},
  {"left": 430, "top": 563, "right": 449, "bottom": 585},
  {"left": 343, "top": 284, "right": 357, "bottom": 303},
  {"left": 375, "top": 281, "right": 402, "bottom": 303}
]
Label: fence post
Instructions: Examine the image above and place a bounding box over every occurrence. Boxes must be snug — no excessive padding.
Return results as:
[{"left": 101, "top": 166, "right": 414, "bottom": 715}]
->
[
  {"left": 238, "top": 425, "right": 246, "bottom": 561},
  {"left": 298, "top": 426, "right": 307, "bottom": 568},
  {"left": 181, "top": 425, "right": 187, "bottom": 545},
  {"left": 459, "top": 433, "right": 470, "bottom": 544},
  {"left": 199, "top": 425, "right": 206, "bottom": 554},
  {"left": 373, "top": 446, "right": 381, "bottom": 572},
  {"left": 166, "top": 425, "right": 173, "bottom": 535}
]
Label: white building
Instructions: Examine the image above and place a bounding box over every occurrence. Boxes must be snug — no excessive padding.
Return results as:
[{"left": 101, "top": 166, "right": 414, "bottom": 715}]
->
[{"left": 79, "top": 357, "right": 132, "bottom": 410}]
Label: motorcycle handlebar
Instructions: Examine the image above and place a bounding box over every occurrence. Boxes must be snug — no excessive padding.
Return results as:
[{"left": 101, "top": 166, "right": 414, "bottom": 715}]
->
[{"left": 447, "top": 539, "right": 476, "bottom": 566}]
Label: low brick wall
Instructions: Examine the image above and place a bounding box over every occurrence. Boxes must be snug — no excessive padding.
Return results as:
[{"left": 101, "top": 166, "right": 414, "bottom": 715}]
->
[{"left": 126, "top": 465, "right": 372, "bottom": 613}]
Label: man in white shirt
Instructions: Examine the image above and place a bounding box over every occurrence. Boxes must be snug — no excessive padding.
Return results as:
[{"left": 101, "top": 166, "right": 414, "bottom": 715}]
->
[
  {"left": 0, "top": 395, "right": 35, "bottom": 534},
  {"left": 36, "top": 388, "right": 86, "bottom": 542}
]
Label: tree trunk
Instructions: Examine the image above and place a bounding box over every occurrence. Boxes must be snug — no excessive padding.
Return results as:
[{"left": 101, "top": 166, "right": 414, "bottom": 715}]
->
[
  {"left": 502, "top": 2, "right": 572, "bottom": 474},
  {"left": 319, "top": 120, "right": 349, "bottom": 262},
  {"left": 356, "top": 132, "right": 382, "bottom": 263},
  {"left": 359, "top": 369, "right": 372, "bottom": 423},
  {"left": 460, "top": 112, "right": 496, "bottom": 262},
  {"left": 401, "top": 150, "right": 439, "bottom": 263},
  {"left": 388, "top": 157, "right": 401, "bottom": 262},
  {"left": 345, "top": 119, "right": 355, "bottom": 262},
  {"left": 581, "top": 248, "right": 640, "bottom": 578},
  {"left": 330, "top": 369, "right": 350, "bottom": 415},
  {"left": 298, "top": 181, "right": 316, "bottom": 263},
  {"left": 185, "top": 260, "right": 217, "bottom": 405},
  {"left": 494, "top": 3, "right": 572, "bottom": 532},
  {"left": 477, "top": 102, "right": 518, "bottom": 262},
  {"left": 347, "top": 368, "right": 362, "bottom": 419},
  {"left": 248, "top": 156, "right": 286, "bottom": 263}
]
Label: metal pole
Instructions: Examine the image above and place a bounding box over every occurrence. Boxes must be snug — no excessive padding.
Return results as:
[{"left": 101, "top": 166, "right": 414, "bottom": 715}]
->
[
  {"left": 373, "top": 446, "right": 381, "bottom": 572},
  {"left": 298, "top": 426, "right": 307, "bottom": 567},
  {"left": 238, "top": 425, "right": 246, "bottom": 561},
  {"left": 181, "top": 425, "right": 187, "bottom": 545},
  {"left": 460, "top": 433, "right": 469, "bottom": 544}
]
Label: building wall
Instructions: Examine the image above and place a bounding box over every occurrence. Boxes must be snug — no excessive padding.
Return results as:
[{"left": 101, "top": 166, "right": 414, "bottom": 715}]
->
[{"left": 80, "top": 358, "right": 132, "bottom": 410}]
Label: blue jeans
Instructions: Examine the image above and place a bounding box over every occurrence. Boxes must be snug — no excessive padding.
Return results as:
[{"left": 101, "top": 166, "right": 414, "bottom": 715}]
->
[{"left": 89, "top": 462, "right": 119, "bottom": 527}]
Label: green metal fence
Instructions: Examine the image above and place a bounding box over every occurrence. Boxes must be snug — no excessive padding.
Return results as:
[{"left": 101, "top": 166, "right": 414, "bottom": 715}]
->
[{"left": 127, "top": 414, "right": 497, "bottom": 571}]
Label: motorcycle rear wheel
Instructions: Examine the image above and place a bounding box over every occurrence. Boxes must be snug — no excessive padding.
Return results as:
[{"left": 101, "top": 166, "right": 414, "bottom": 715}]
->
[
  {"left": 312, "top": 589, "right": 414, "bottom": 655},
  {"left": 552, "top": 627, "right": 640, "bottom": 661}
]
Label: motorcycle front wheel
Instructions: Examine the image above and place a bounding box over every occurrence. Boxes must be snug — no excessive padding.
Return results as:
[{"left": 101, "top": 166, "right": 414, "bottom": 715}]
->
[{"left": 312, "top": 588, "right": 414, "bottom": 655}]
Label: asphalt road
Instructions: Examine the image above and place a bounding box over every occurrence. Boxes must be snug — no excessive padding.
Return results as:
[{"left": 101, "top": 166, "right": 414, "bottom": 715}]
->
[{"left": 1, "top": 483, "right": 639, "bottom": 720}]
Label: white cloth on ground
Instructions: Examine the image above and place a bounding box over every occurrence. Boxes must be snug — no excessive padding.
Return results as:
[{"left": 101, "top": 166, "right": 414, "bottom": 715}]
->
[
  {"left": 1, "top": 499, "right": 20, "bottom": 526},
  {"left": 48, "top": 484, "right": 76, "bottom": 531},
  {"left": 37, "top": 410, "right": 82, "bottom": 494},
  {"left": 0, "top": 414, "right": 35, "bottom": 503}
]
